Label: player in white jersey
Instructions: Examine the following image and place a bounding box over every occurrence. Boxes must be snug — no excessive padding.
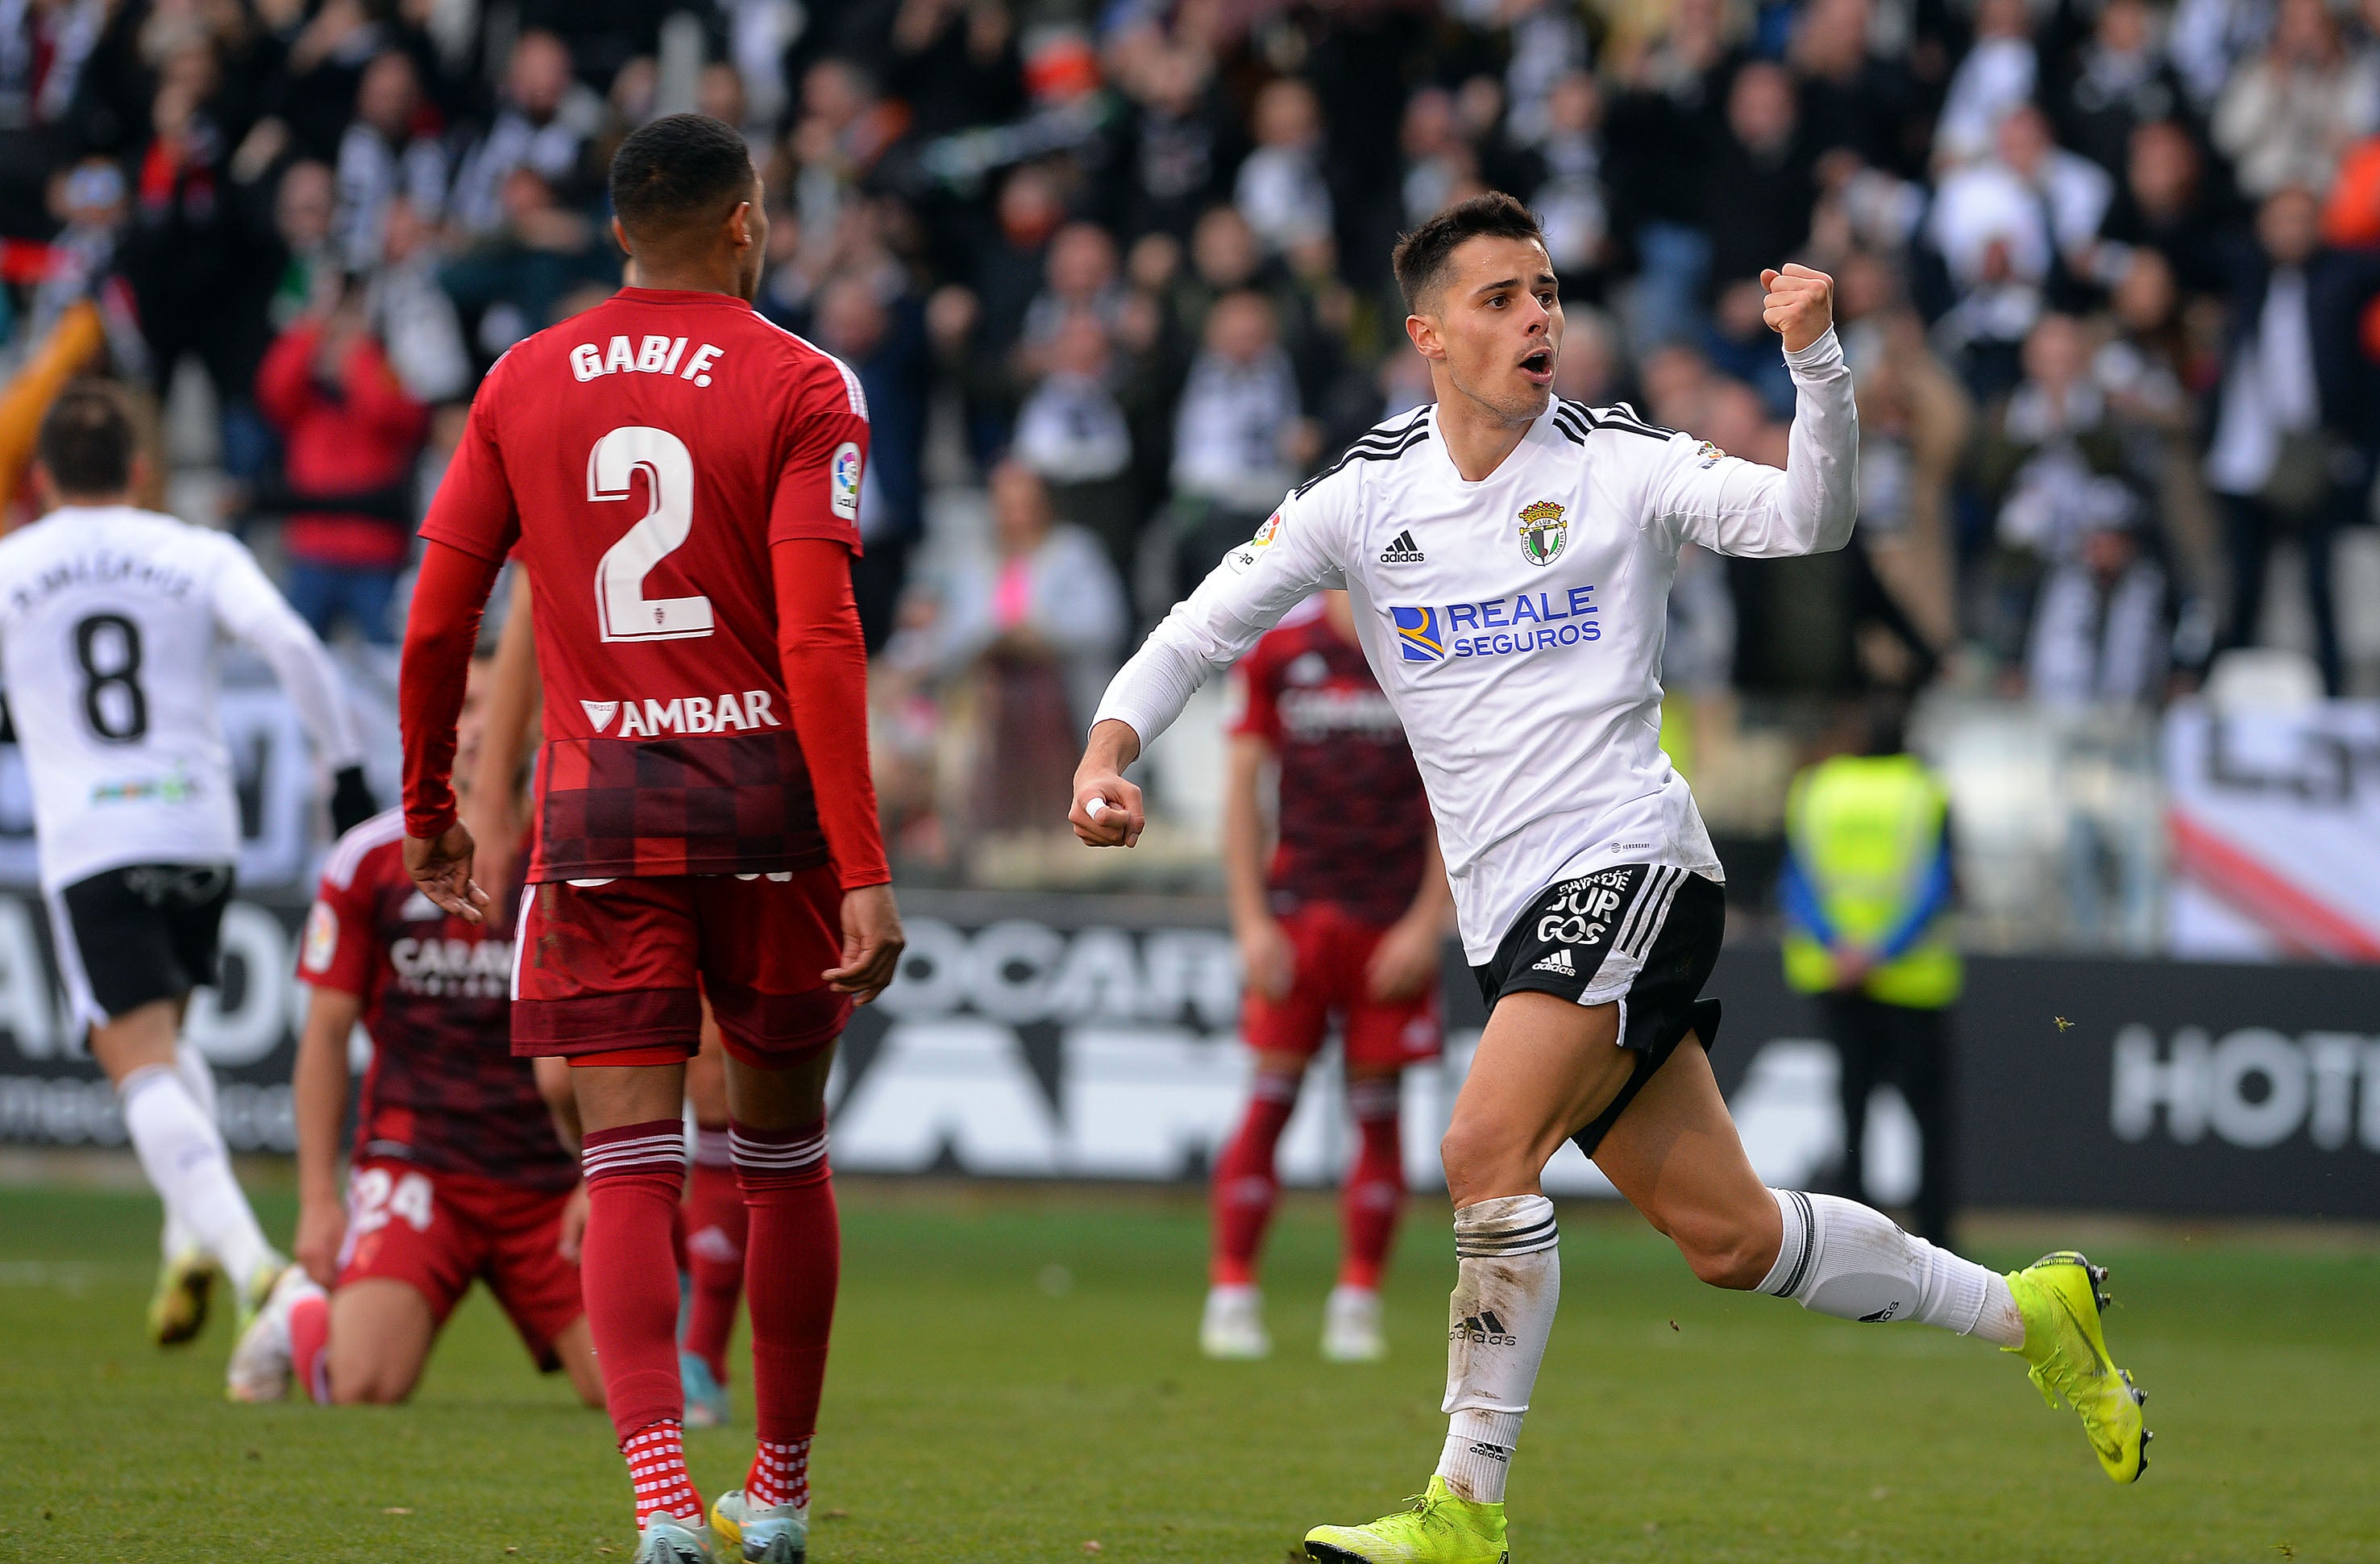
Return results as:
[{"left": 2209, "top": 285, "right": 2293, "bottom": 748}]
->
[
  {"left": 0, "top": 382, "right": 377, "bottom": 1366},
  {"left": 1072, "top": 198, "right": 2148, "bottom": 1562}
]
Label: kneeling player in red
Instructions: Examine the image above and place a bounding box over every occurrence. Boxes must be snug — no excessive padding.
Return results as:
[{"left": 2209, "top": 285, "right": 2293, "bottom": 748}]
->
[
  {"left": 229, "top": 659, "right": 600, "bottom": 1407},
  {"left": 1206, "top": 590, "right": 1452, "bottom": 1362},
  {"left": 399, "top": 114, "right": 903, "bottom": 1564}
]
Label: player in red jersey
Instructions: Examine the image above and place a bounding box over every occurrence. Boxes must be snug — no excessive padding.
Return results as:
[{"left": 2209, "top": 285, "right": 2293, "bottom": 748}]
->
[
  {"left": 397, "top": 115, "right": 903, "bottom": 1564},
  {"left": 227, "top": 658, "right": 600, "bottom": 1408},
  {"left": 464, "top": 577, "right": 747, "bottom": 1431},
  {"left": 1204, "top": 590, "right": 1452, "bottom": 1364}
]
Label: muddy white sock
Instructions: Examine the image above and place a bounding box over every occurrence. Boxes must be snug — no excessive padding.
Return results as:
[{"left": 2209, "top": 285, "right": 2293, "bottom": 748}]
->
[
  {"left": 1434, "top": 1195, "right": 1560, "bottom": 1504},
  {"left": 1759, "top": 1189, "right": 2022, "bottom": 1347},
  {"left": 120, "top": 1064, "right": 277, "bottom": 1286}
]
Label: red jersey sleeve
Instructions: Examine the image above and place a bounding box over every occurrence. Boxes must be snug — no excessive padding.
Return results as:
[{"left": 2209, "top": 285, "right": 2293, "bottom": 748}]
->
[
  {"left": 417, "top": 360, "right": 521, "bottom": 564},
  {"left": 769, "top": 355, "right": 869, "bottom": 552},
  {"left": 298, "top": 854, "right": 380, "bottom": 1000},
  {"left": 1228, "top": 635, "right": 1284, "bottom": 747}
]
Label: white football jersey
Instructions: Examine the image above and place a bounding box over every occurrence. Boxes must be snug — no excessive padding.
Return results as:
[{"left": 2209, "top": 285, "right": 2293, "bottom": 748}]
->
[
  {"left": 1097, "top": 330, "right": 1859, "bottom": 960},
  {"left": 0, "top": 505, "right": 363, "bottom": 891}
]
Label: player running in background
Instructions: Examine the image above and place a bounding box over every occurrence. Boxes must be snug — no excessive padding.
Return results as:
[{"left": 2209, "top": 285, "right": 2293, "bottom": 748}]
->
[
  {"left": 399, "top": 115, "right": 903, "bottom": 1564},
  {"left": 225, "top": 655, "right": 602, "bottom": 1408},
  {"left": 1205, "top": 589, "right": 1451, "bottom": 1364},
  {"left": 1074, "top": 195, "right": 2146, "bottom": 1564},
  {"left": 0, "top": 381, "right": 376, "bottom": 1366}
]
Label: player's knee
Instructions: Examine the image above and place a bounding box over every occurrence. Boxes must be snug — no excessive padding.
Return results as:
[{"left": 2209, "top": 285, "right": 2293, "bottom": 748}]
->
[
  {"left": 1439, "top": 1119, "right": 1524, "bottom": 1207},
  {"left": 1670, "top": 1209, "right": 1772, "bottom": 1291},
  {"left": 326, "top": 1350, "right": 418, "bottom": 1404}
]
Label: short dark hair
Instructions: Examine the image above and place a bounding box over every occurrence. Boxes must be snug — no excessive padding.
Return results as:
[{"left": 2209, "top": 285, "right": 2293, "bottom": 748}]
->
[
  {"left": 36, "top": 380, "right": 135, "bottom": 498},
  {"left": 1391, "top": 192, "right": 1548, "bottom": 312},
  {"left": 609, "top": 113, "right": 754, "bottom": 243}
]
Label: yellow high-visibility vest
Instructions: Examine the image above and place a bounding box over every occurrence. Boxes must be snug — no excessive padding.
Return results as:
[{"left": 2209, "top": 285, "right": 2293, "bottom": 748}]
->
[{"left": 1781, "top": 754, "right": 1963, "bottom": 1009}]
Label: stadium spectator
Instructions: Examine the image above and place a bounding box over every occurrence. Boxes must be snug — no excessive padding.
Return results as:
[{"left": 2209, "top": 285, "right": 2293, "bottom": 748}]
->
[
  {"left": 254, "top": 285, "right": 430, "bottom": 644},
  {"left": 2204, "top": 185, "right": 2374, "bottom": 696},
  {"left": 1165, "top": 288, "right": 1313, "bottom": 594},
  {"left": 447, "top": 31, "right": 600, "bottom": 240},
  {"left": 2026, "top": 506, "right": 2174, "bottom": 707},
  {"left": 1703, "top": 63, "right": 1817, "bottom": 302},
  {"left": 333, "top": 49, "right": 445, "bottom": 272},
  {"left": 2213, "top": 0, "right": 2379, "bottom": 199},
  {"left": 942, "top": 460, "right": 1128, "bottom": 834},
  {"left": 1236, "top": 77, "right": 1332, "bottom": 260},
  {"left": 808, "top": 270, "right": 930, "bottom": 651},
  {"left": 1934, "top": 0, "right": 2040, "bottom": 164}
]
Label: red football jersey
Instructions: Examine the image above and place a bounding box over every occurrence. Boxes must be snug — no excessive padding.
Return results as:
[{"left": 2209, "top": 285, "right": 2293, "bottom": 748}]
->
[
  {"left": 1230, "top": 600, "right": 1433, "bottom": 926},
  {"left": 300, "top": 812, "right": 575, "bottom": 1190},
  {"left": 419, "top": 287, "right": 869, "bottom": 880}
]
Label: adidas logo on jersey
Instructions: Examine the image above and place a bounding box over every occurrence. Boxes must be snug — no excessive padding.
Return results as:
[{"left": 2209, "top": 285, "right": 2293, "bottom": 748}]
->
[
  {"left": 1378, "top": 530, "right": 1426, "bottom": 564},
  {"left": 1531, "top": 948, "right": 1576, "bottom": 975}
]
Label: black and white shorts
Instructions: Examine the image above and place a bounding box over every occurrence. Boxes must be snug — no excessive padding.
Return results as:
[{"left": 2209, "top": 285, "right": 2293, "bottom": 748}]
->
[
  {"left": 46, "top": 863, "right": 235, "bottom": 1029},
  {"left": 1471, "top": 864, "right": 1728, "bottom": 1155}
]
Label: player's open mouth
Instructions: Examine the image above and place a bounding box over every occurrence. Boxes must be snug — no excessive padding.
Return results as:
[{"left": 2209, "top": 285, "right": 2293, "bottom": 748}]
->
[{"left": 1518, "top": 347, "right": 1554, "bottom": 384}]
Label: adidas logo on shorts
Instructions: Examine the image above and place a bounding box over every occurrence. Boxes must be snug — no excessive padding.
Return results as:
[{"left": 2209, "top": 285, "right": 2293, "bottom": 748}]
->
[
  {"left": 1378, "top": 529, "right": 1426, "bottom": 564},
  {"left": 1532, "top": 948, "right": 1576, "bottom": 975}
]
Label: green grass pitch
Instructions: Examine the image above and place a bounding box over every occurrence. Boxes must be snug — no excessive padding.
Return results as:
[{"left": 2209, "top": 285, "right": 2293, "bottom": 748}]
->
[{"left": 2, "top": 1179, "right": 2376, "bottom": 1562}]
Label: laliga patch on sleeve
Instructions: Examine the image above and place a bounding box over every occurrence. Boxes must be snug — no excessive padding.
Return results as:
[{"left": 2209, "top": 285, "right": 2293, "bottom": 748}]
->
[
  {"left": 301, "top": 901, "right": 337, "bottom": 975},
  {"left": 830, "top": 442, "right": 863, "bottom": 521}
]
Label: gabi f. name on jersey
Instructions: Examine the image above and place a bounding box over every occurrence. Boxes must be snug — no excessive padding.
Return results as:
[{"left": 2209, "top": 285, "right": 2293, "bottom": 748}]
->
[{"left": 1094, "top": 328, "right": 1859, "bottom": 963}]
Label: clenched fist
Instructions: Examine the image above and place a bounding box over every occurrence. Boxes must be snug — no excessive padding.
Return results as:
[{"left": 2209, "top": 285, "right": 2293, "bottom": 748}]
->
[{"left": 1760, "top": 264, "right": 1835, "bottom": 354}]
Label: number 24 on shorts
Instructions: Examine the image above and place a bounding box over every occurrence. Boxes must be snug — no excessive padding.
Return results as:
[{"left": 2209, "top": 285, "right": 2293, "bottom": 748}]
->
[{"left": 349, "top": 1166, "right": 434, "bottom": 1236}]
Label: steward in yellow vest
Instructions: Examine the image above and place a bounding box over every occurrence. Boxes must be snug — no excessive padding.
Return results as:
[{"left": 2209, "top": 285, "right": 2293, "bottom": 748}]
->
[
  {"left": 1780, "top": 748, "right": 1962, "bottom": 1244},
  {"left": 1781, "top": 754, "right": 1962, "bottom": 1009}
]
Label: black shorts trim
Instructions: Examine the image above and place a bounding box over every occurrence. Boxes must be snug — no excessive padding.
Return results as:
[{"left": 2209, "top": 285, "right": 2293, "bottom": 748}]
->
[
  {"left": 52, "top": 863, "right": 235, "bottom": 1022},
  {"left": 1471, "top": 866, "right": 1726, "bottom": 1156}
]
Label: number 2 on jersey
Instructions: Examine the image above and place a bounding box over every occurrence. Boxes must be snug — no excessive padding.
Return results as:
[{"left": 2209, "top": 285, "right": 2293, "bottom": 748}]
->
[{"left": 588, "top": 425, "right": 714, "bottom": 642}]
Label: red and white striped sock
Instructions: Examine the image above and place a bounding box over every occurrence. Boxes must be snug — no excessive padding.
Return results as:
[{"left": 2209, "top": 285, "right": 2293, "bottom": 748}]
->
[
  {"left": 746, "top": 1435, "right": 812, "bottom": 1512},
  {"left": 622, "top": 1420, "right": 704, "bottom": 1526}
]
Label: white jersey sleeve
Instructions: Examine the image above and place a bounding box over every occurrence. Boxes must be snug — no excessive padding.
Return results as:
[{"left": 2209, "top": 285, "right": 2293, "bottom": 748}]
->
[
  {"left": 1091, "top": 480, "right": 1348, "bottom": 747},
  {"left": 1643, "top": 327, "right": 1859, "bottom": 559},
  {"left": 205, "top": 535, "right": 367, "bottom": 770}
]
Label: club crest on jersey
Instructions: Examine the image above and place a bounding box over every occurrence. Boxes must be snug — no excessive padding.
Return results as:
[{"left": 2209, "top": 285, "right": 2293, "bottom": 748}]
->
[{"left": 1517, "top": 500, "right": 1568, "bottom": 567}]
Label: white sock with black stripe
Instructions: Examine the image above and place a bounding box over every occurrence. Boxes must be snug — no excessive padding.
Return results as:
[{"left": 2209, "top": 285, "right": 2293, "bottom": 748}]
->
[
  {"left": 1435, "top": 1195, "right": 1560, "bottom": 1504},
  {"left": 1758, "top": 1189, "right": 2022, "bottom": 1346}
]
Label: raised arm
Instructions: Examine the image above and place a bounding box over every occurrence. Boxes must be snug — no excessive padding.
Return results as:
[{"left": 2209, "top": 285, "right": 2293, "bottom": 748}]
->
[
  {"left": 1648, "top": 264, "right": 1859, "bottom": 560},
  {"left": 1071, "top": 498, "right": 1341, "bottom": 846}
]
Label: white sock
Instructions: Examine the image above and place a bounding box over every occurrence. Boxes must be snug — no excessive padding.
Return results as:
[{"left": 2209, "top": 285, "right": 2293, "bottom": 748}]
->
[
  {"left": 159, "top": 1043, "right": 215, "bottom": 1259},
  {"left": 119, "top": 1065, "right": 278, "bottom": 1286},
  {"left": 1435, "top": 1195, "right": 1560, "bottom": 1504},
  {"left": 1758, "top": 1189, "right": 2023, "bottom": 1347}
]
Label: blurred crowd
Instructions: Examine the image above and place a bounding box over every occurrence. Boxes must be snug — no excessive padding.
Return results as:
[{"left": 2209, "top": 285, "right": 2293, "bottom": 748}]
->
[{"left": 3, "top": 0, "right": 2378, "bottom": 888}]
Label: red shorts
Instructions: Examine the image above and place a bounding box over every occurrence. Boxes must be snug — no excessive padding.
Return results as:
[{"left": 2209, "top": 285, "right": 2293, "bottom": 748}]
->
[
  {"left": 1242, "top": 902, "right": 1442, "bottom": 1068},
  {"left": 335, "top": 1158, "right": 584, "bottom": 1369},
  {"left": 510, "top": 868, "right": 851, "bottom": 1065}
]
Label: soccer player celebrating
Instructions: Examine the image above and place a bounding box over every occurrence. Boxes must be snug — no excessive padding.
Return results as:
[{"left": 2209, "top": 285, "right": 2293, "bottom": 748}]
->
[
  {"left": 0, "top": 381, "right": 376, "bottom": 1364},
  {"left": 225, "top": 656, "right": 602, "bottom": 1408},
  {"left": 1073, "top": 195, "right": 2147, "bottom": 1564},
  {"left": 398, "top": 115, "right": 903, "bottom": 1564},
  {"left": 1205, "top": 589, "right": 1451, "bottom": 1363}
]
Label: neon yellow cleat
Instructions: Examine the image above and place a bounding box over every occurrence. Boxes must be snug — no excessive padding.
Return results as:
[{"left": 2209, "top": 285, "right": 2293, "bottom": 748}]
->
[
  {"left": 2005, "top": 1250, "right": 2150, "bottom": 1483},
  {"left": 710, "top": 1488, "right": 804, "bottom": 1562},
  {"left": 147, "top": 1244, "right": 217, "bottom": 1347},
  {"left": 1304, "top": 1476, "right": 1510, "bottom": 1563}
]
